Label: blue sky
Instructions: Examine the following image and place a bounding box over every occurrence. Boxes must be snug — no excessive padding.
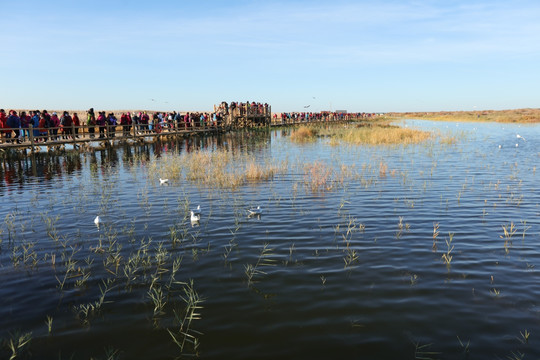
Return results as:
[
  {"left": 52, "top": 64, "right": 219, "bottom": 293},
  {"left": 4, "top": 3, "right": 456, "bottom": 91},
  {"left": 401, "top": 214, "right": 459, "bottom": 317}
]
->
[{"left": 1, "top": 0, "right": 539, "bottom": 112}]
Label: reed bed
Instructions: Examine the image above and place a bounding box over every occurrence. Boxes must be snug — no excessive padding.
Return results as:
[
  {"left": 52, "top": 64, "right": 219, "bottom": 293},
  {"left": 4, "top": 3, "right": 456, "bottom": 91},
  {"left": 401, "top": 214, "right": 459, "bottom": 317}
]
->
[
  {"left": 149, "top": 150, "right": 287, "bottom": 189},
  {"left": 323, "top": 125, "right": 433, "bottom": 145},
  {"left": 290, "top": 126, "right": 318, "bottom": 142}
]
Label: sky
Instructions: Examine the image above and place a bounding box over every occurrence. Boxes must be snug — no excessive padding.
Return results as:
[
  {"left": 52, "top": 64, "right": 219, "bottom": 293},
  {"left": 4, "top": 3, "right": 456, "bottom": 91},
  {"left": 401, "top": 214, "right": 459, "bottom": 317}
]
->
[{"left": 1, "top": 0, "right": 540, "bottom": 113}]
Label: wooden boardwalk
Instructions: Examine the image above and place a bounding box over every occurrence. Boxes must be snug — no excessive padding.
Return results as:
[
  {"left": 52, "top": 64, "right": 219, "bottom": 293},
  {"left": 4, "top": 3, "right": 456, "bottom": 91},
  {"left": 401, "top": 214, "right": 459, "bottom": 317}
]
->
[{"left": 0, "top": 116, "right": 358, "bottom": 154}]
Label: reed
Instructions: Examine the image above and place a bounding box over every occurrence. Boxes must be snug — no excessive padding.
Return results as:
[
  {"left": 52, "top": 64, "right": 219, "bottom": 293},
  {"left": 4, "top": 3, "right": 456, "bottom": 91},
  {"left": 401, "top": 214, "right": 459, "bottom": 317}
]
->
[
  {"left": 456, "top": 336, "right": 470, "bottom": 354},
  {"left": 245, "top": 243, "right": 276, "bottom": 286},
  {"left": 518, "top": 329, "right": 530, "bottom": 344},
  {"left": 441, "top": 233, "right": 454, "bottom": 268},
  {"left": 45, "top": 315, "right": 53, "bottom": 335},
  {"left": 303, "top": 161, "right": 333, "bottom": 192},
  {"left": 148, "top": 286, "right": 167, "bottom": 317},
  {"left": 152, "top": 150, "right": 287, "bottom": 189},
  {"left": 290, "top": 126, "right": 318, "bottom": 142},
  {"left": 5, "top": 331, "right": 32, "bottom": 360},
  {"left": 413, "top": 342, "right": 440, "bottom": 360},
  {"left": 506, "top": 351, "right": 525, "bottom": 360},
  {"left": 321, "top": 124, "right": 432, "bottom": 145},
  {"left": 432, "top": 222, "right": 439, "bottom": 252},
  {"left": 167, "top": 279, "right": 204, "bottom": 356},
  {"left": 501, "top": 222, "right": 517, "bottom": 255}
]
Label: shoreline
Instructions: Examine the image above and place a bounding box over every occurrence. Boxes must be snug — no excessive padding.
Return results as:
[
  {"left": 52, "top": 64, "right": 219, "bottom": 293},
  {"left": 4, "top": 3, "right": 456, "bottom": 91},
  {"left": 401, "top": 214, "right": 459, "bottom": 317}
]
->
[{"left": 387, "top": 107, "right": 540, "bottom": 123}]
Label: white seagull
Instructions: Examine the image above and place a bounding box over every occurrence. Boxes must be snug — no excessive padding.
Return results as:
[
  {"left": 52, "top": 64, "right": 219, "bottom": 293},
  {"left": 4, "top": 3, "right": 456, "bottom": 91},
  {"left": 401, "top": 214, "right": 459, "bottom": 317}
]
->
[
  {"left": 94, "top": 216, "right": 100, "bottom": 227},
  {"left": 159, "top": 178, "right": 169, "bottom": 185},
  {"left": 247, "top": 206, "right": 263, "bottom": 217},
  {"left": 516, "top": 134, "right": 526, "bottom": 142},
  {"left": 190, "top": 210, "right": 201, "bottom": 223}
]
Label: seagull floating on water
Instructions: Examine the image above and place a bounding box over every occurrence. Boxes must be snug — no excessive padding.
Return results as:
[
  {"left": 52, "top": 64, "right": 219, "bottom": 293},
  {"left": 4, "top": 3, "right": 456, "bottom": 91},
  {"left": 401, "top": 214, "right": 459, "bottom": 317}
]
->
[
  {"left": 94, "top": 216, "right": 100, "bottom": 226},
  {"left": 517, "top": 134, "right": 526, "bottom": 142},
  {"left": 159, "top": 178, "right": 169, "bottom": 185},
  {"left": 498, "top": 144, "right": 502, "bottom": 149},
  {"left": 247, "top": 206, "right": 263, "bottom": 217},
  {"left": 190, "top": 210, "right": 201, "bottom": 223}
]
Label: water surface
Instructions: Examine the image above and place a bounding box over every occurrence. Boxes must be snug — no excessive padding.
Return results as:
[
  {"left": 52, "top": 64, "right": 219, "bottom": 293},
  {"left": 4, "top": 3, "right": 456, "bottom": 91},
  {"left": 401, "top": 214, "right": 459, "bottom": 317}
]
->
[{"left": 1, "top": 121, "right": 539, "bottom": 359}]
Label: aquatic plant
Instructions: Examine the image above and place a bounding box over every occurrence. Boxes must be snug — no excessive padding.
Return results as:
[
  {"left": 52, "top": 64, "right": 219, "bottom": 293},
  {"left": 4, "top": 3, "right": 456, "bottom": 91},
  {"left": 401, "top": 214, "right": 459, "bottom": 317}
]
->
[
  {"left": 441, "top": 233, "right": 454, "bottom": 269},
  {"left": 432, "top": 222, "right": 439, "bottom": 252},
  {"left": 245, "top": 243, "right": 276, "bottom": 286},
  {"left": 290, "top": 126, "right": 318, "bottom": 142},
  {"left": 45, "top": 316, "right": 53, "bottom": 335},
  {"left": 320, "top": 124, "right": 432, "bottom": 145},
  {"left": 5, "top": 331, "right": 32, "bottom": 360},
  {"left": 518, "top": 329, "right": 530, "bottom": 344},
  {"left": 501, "top": 222, "right": 517, "bottom": 255},
  {"left": 413, "top": 342, "right": 440, "bottom": 360},
  {"left": 167, "top": 280, "right": 204, "bottom": 357}
]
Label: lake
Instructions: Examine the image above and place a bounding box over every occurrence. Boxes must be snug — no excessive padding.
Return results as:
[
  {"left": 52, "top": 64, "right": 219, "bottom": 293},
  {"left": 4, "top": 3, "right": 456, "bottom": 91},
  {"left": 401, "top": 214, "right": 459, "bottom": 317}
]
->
[{"left": 0, "top": 120, "right": 539, "bottom": 359}]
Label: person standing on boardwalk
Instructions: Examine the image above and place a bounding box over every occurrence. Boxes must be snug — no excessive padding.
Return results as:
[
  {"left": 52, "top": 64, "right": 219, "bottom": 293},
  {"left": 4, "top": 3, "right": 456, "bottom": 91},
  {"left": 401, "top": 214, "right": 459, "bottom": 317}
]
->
[
  {"left": 50, "top": 112, "right": 60, "bottom": 140},
  {"left": 7, "top": 111, "right": 21, "bottom": 143},
  {"left": 73, "top": 112, "right": 80, "bottom": 138},
  {"left": 97, "top": 111, "right": 106, "bottom": 138},
  {"left": 32, "top": 111, "right": 40, "bottom": 140},
  {"left": 0, "top": 109, "right": 8, "bottom": 143},
  {"left": 107, "top": 113, "right": 117, "bottom": 138},
  {"left": 87, "top": 108, "right": 96, "bottom": 138},
  {"left": 40, "top": 111, "right": 50, "bottom": 142},
  {"left": 120, "top": 113, "right": 130, "bottom": 137},
  {"left": 141, "top": 112, "right": 150, "bottom": 133},
  {"left": 20, "top": 111, "right": 30, "bottom": 141},
  {"left": 61, "top": 111, "right": 73, "bottom": 139}
]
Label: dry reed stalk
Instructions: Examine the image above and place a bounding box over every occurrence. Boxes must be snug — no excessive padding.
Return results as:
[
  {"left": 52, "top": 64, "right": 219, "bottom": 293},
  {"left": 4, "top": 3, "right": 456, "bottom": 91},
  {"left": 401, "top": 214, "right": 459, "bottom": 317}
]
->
[{"left": 290, "top": 126, "right": 318, "bottom": 142}]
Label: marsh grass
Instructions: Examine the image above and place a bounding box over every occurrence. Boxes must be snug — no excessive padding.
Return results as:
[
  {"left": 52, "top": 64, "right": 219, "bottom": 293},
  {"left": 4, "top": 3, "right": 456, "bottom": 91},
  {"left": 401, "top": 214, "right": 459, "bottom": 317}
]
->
[
  {"left": 149, "top": 150, "right": 287, "bottom": 189},
  {"left": 290, "top": 126, "right": 318, "bottom": 142},
  {"left": 320, "top": 123, "right": 432, "bottom": 145}
]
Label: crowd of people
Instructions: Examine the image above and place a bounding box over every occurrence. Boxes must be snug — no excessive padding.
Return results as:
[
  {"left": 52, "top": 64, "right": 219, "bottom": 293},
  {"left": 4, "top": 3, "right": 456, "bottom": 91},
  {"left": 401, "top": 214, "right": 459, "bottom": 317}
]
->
[
  {"left": 0, "top": 108, "right": 226, "bottom": 143},
  {"left": 0, "top": 109, "right": 83, "bottom": 143},
  {"left": 0, "top": 105, "right": 376, "bottom": 144}
]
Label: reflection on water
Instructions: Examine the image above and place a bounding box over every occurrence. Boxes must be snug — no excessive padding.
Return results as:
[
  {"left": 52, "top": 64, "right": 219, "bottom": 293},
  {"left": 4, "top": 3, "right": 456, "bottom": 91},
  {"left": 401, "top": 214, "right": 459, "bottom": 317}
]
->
[
  {"left": 0, "top": 130, "right": 273, "bottom": 190},
  {"left": 1, "top": 121, "right": 540, "bottom": 360}
]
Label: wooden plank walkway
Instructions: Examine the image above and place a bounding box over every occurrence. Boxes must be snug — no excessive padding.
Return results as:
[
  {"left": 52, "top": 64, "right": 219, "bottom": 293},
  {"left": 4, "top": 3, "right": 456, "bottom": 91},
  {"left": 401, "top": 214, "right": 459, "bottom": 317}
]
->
[{"left": 0, "top": 116, "right": 358, "bottom": 154}]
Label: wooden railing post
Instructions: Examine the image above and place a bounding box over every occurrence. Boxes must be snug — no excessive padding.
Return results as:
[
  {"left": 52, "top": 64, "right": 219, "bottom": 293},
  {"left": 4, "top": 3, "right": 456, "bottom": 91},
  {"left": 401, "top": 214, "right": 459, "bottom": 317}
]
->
[{"left": 29, "top": 124, "right": 35, "bottom": 153}]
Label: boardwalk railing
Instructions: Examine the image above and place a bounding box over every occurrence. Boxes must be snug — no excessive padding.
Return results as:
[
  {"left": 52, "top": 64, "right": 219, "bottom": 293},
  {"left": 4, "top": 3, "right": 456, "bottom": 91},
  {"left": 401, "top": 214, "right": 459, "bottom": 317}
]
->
[{"left": 0, "top": 114, "right": 365, "bottom": 152}]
